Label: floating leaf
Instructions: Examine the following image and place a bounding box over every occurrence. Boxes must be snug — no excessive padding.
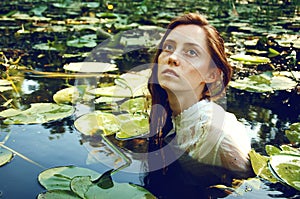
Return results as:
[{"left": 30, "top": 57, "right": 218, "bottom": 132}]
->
[
  {"left": 0, "top": 108, "right": 22, "bottom": 118},
  {"left": 270, "top": 76, "right": 297, "bottom": 90},
  {"left": 53, "top": 86, "right": 94, "bottom": 104},
  {"left": 230, "top": 54, "right": 270, "bottom": 63},
  {"left": 249, "top": 150, "right": 278, "bottom": 183},
  {"left": 0, "top": 103, "right": 74, "bottom": 124},
  {"left": 33, "top": 43, "right": 61, "bottom": 51},
  {"left": 116, "top": 113, "right": 149, "bottom": 140},
  {"left": 90, "top": 86, "right": 134, "bottom": 98},
  {"left": 84, "top": 182, "right": 156, "bottom": 199},
  {"left": 120, "top": 97, "right": 148, "bottom": 113},
  {"left": 265, "top": 145, "right": 281, "bottom": 156},
  {"left": 269, "top": 155, "right": 300, "bottom": 191},
  {"left": 38, "top": 166, "right": 156, "bottom": 199},
  {"left": 67, "top": 34, "right": 98, "bottom": 48},
  {"left": 0, "top": 79, "right": 12, "bottom": 86},
  {"left": 38, "top": 166, "right": 100, "bottom": 191},
  {"left": 280, "top": 145, "right": 300, "bottom": 156},
  {"left": 285, "top": 123, "right": 300, "bottom": 144},
  {"left": 0, "top": 86, "right": 13, "bottom": 92},
  {"left": 74, "top": 111, "right": 120, "bottom": 136},
  {"left": 70, "top": 176, "right": 93, "bottom": 198},
  {"left": 0, "top": 147, "right": 13, "bottom": 166},
  {"left": 229, "top": 72, "right": 297, "bottom": 93},
  {"left": 90, "top": 69, "right": 150, "bottom": 98},
  {"left": 63, "top": 62, "right": 118, "bottom": 73},
  {"left": 37, "top": 190, "right": 81, "bottom": 199},
  {"left": 0, "top": 80, "right": 13, "bottom": 92}
]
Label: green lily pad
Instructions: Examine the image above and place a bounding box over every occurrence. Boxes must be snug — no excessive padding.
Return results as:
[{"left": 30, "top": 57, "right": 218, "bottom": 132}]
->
[
  {"left": 116, "top": 113, "right": 149, "bottom": 140},
  {"left": 63, "top": 62, "right": 118, "bottom": 73},
  {"left": 33, "top": 43, "right": 61, "bottom": 51},
  {"left": 229, "top": 72, "right": 297, "bottom": 93},
  {"left": 0, "top": 79, "right": 12, "bottom": 86},
  {"left": 249, "top": 149, "right": 278, "bottom": 183},
  {"left": 230, "top": 54, "right": 270, "bottom": 63},
  {"left": 74, "top": 111, "right": 120, "bottom": 136},
  {"left": 0, "top": 103, "right": 74, "bottom": 124},
  {"left": 0, "top": 80, "right": 13, "bottom": 92},
  {"left": 38, "top": 166, "right": 156, "bottom": 199},
  {"left": 53, "top": 86, "right": 94, "bottom": 104},
  {"left": 269, "top": 155, "right": 300, "bottom": 190},
  {"left": 265, "top": 145, "right": 281, "bottom": 156},
  {"left": 0, "top": 86, "right": 13, "bottom": 92},
  {"left": 84, "top": 182, "right": 156, "bottom": 199},
  {"left": 0, "top": 147, "right": 13, "bottom": 166},
  {"left": 285, "top": 123, "right": 300, "bottom": 144},
  {"left": 120, "top": 97, "right": 148, "bottom": 113},
  {"left": 74, "top": 111, "right": 149, "bottom": 139},
  {"left": 38, "top": 166, "right": 101, "bottom": 191},
  {"left": 280, "top": 145, "right": 300, "bottom": 156},
  {"left": 89, "top": 69, "right": 150, "bottom": 98},
  {"left": 70, "top": 176, "right": 93, "bottom": 198},
  {"left": 67, "top": 34, "right": 98, "bottom": 48},
  {"left": 37, "top": 190, "right": 81, "bottom": 199}
]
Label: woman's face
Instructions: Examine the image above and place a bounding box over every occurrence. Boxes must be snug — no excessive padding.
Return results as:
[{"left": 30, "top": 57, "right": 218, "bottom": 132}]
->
[{"left": 157, "top": 24, "right": 216, "bottom": 98}]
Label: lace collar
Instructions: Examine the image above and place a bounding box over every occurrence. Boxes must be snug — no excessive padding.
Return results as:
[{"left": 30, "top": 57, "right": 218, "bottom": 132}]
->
[{"left": 172, "top": 99, "right": 213, "bottom": 130}]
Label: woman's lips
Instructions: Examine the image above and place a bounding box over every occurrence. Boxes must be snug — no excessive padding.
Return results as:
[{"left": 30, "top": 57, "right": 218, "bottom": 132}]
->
[{"left": 162, "top": 69, "right": 179, "bottom": 77}]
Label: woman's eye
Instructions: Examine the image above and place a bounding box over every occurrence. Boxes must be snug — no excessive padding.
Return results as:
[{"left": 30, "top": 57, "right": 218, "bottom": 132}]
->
[
  {"left": 187, "top": 49, "right": 198, "bottom": 56},
  {"left": 163, "top": 44, "right": 174, "bottom": 52}
]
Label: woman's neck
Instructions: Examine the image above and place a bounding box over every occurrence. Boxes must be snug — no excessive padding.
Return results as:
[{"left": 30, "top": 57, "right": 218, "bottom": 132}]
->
[{"left": 167, "top": 90, "right": 203, "bottom": 116}]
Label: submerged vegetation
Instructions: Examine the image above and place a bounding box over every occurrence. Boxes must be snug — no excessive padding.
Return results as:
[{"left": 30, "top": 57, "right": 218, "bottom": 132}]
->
[{"left": 0, "top": 0, "right": 299, "bottom": 198}]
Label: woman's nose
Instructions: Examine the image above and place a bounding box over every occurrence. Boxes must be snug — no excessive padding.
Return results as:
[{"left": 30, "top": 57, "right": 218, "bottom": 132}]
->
[{"left": 168, "top": 52, "right": 180, "bottom": 66}]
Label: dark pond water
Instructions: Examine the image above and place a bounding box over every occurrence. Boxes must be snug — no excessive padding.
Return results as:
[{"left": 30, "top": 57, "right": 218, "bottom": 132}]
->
[{"left": 0, "top": 0, "right": 299, "bottom": 198}]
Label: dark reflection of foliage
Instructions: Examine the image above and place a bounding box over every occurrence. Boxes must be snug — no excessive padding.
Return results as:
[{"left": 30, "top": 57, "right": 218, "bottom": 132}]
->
[
  {"left": 227, "top": 88, "right": 300, "bottom": 153},
  {"left": 42, "top": 116, "right": 75, "bottom": 140}
]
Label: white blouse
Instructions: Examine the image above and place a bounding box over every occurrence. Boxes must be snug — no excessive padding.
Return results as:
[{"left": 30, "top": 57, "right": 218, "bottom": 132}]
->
[{"left": 168, "top": 99, "right": 251, "bottom": 174}]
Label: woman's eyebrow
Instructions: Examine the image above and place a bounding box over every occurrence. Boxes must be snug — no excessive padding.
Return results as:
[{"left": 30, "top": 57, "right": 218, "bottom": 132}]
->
[{"left": 164, "top": 39, "right": 176, "bottom": 44}]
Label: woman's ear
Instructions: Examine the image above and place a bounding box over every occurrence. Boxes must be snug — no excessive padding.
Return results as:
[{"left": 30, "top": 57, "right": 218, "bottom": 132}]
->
[{"left": 205, "top": 68, "right": 221, "bottom": 83}]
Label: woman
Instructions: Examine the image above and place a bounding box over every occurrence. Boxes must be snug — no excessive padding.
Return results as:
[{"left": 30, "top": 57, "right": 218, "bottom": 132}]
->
[{"left": 147, "top": 13, "right": 252, "bottom": 178}]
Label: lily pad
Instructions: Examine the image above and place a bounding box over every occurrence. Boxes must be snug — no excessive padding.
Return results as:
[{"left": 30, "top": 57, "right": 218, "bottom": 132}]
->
[
  {"left": 0, "top": 147, "right": 13, "bottom": 166},
  {"left": 230, "top": 54, "right": 270, "bottom": 63},
  {"left": 63, "top": 62, "right": 118, "bottom": 73},
  {"left": 0, "top": 86, "right": 13, "bottom": 92},
  {"left": 74, "top": 111, "right": 120, "bottom": 136},
  {"left": 37, "top": 190, "right": 81, "bottom": 199},
  {"left": 249, "top": 149, "right": 278, "bottom": 183},
  {"left": 84, "top": 182, "right": 156, "bottom": 199},
  {"left": 0, "top": 79, "right": 12, "bottom": 86},
  {"left": 0, "top": 103, "right": 74, "bottom": 124},
  {"left": 285, "top": 123, "right": 300, "bottom": 144},
  {"left": 89, "top": 69, "right": 150, "bottom": 98},
  {"left": 38, "top": 166, "right": 156, "bottom": 199},
  {"left": 120, "top": 97, "right": 148, "bottom": 113},
  {"left": 116, "top": 113, "right": 149, "bottom": 140},
  {"left": 269, "top": 155, "right": 300, "bottom": 191},
  {"left": 67, "top": 34, "right": 98, "bottom": 48},
  {"left": 229, "top": 72, "right": 297, "bottom": 93},
  {"left": 53, "top": 86, "right": 94, "bottom": 104},
  {"left": 70, "top": 176, "right": 93, "bottom": 198},
  {"left": 265, "top": 145, "right": 281, "bottom": 156},
  {"left": 38, "top": 166, "right": 101, "bottom": 191}
]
